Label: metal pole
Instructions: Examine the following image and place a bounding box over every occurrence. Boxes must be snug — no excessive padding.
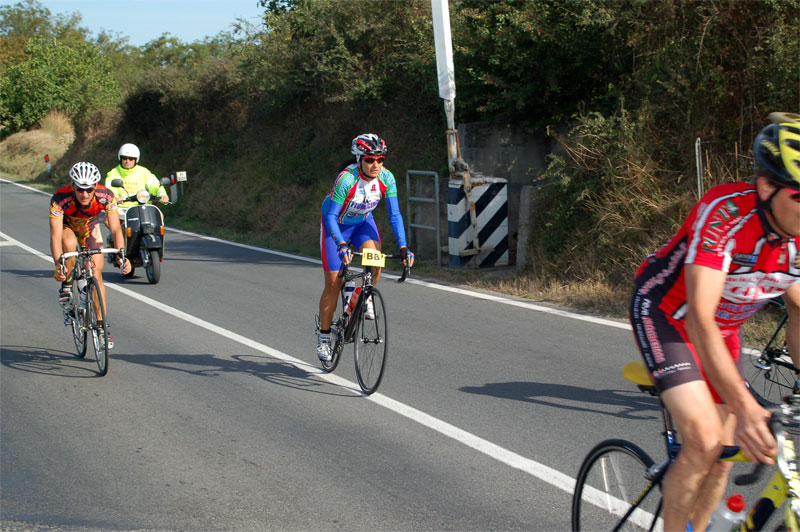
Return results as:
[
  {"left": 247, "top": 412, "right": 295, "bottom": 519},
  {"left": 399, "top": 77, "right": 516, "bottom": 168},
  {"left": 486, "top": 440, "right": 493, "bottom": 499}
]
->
[{"left": 695, "top": 137, "right": 703, "bottom": 199}]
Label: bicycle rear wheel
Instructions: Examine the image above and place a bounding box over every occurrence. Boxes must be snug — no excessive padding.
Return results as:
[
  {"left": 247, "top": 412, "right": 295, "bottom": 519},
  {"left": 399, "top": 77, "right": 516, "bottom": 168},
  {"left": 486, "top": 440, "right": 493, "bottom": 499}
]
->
[
  {"left": 572, "top": 439, "right": 660, "bottom": 532},
  {"left": 743, "top": 310, "right": 792, "bottom": 406},
  {"left": 354, "top": 287, "right": 387, "bottom": 395},
  {"left": 86, "top": 280, "right": 109, "bottom": 376},
  {"left": 69, "top": 276, "right": 87, "bottom": 357}
]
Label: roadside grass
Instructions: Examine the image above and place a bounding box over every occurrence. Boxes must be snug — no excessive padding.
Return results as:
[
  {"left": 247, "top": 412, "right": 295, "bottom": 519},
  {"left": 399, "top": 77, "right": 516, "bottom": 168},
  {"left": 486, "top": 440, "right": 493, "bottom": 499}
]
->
[{"left": 0, "top": 111, "right": 74, "bottom": 183}]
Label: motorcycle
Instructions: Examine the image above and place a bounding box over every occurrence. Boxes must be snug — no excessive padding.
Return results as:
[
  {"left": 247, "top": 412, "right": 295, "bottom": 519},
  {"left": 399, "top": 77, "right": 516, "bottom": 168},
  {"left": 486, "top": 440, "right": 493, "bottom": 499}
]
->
[{"left": 108, "top": 177, "right": 171, "bottom": 284}]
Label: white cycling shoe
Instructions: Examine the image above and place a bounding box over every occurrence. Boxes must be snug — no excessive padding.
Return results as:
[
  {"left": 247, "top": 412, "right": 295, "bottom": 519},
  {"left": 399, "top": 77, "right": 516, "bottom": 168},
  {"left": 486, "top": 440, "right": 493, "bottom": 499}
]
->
[{"left": 317, "top": 333, "right": 332, "bottom": 362}]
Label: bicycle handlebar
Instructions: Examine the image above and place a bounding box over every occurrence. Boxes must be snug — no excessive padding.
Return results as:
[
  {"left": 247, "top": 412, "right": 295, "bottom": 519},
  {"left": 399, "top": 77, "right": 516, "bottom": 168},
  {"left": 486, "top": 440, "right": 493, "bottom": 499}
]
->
[
  {"left": 337, "top": 250, "right": 412, "bottom": 283},
  {"left": 59, "top": 248, "right": 124, "bottom": 271},
  {"left": 734, "top": 404, "right": 799, "bottom": 486}
]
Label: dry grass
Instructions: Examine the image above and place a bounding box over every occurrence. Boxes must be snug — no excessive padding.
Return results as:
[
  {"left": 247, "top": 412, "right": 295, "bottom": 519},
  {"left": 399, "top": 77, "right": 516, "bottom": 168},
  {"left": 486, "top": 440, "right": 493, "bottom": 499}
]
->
[{"left": 0, "top": 111, "right": 75, "bottom": 181}]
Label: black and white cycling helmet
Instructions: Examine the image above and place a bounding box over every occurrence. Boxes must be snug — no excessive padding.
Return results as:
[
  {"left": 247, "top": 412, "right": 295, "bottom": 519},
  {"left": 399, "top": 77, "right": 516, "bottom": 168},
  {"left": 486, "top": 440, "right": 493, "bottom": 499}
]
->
[
  {"left": 118, "top": 142, "right": 140, "bottom": 163},
  {"left": 68, "top": 162, "right": 102, "bottom": 188},
  {"left": 754, "top": 112, "right": 800, "bottom": 190},
  {"left": 350, "top": 133, "right": 387, "bottom": 158}
]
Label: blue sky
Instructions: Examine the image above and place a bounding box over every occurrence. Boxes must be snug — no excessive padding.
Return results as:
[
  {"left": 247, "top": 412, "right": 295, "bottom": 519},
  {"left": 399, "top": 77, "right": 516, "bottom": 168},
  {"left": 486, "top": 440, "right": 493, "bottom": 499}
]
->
[{"left": 32, "top": 1, "right": 266, "bottom": 46}]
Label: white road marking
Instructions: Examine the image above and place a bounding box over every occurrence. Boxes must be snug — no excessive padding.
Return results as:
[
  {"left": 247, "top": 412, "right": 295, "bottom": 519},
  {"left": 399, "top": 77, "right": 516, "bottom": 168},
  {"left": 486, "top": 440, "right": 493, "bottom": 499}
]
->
[{"left": 0, "top": 228, "right": 579, "bottom": 498}]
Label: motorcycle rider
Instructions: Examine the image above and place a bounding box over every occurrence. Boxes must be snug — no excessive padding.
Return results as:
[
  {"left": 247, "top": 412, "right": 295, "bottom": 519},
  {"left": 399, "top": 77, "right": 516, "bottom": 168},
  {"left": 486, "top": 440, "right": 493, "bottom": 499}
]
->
[
  {"left": 50, "top": 162, "right": 131, "bottom": 349},
  {"left": 105, "top": 143, "right": 169, "bottom": 207}
]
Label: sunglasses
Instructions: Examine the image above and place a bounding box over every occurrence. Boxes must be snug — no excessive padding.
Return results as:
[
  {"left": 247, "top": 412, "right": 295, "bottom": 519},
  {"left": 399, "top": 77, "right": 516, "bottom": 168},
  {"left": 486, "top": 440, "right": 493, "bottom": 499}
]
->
[
  {"left": 73, "top": 186, "right": 95, "bottom": 194},
  {"left": 362, "top": 156, "right": 385, "bottom": 164},
  {"left": 782, "top": 186, "right": 800, "bottom": 203}
]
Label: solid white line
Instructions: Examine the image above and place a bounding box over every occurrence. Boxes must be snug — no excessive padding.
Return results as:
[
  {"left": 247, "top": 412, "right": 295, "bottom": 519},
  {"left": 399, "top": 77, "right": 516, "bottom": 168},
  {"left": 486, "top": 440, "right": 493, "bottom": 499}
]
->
[
  {"left": 1, "top": 178, "right": 631, "bottom": 330},
  {"left": 1, "top": 229, "right": 578, "bottom": 497}
]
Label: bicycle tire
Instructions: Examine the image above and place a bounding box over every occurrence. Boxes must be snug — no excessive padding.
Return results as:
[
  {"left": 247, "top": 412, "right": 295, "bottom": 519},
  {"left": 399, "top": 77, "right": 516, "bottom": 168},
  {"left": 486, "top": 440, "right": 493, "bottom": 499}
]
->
[
  {"left": 572, "top": 439, "right": 660, "bottom": 532},
  {"left": 744, "top": 314, "right": 793, "bottom": 407},
  {"left": 69, "top": 276, "right": 87, "bottom": 358},
  {"left": 87, "top": 280, "right": 109, "bottom": 376},
  {"left": 354, "top": 287, "right": 388, "bottom": 395}
]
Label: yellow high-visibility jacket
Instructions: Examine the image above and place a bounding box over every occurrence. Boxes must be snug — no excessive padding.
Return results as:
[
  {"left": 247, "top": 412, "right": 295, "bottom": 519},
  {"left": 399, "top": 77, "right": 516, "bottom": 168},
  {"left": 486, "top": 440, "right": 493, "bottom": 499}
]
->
[{"left": 105, "top": 165, "right": 166, "bottom": 207}]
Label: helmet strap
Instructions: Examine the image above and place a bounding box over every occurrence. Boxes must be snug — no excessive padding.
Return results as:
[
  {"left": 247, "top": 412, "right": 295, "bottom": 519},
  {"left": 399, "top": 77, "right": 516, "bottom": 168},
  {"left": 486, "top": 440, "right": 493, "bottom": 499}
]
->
[{"left": 758, "top": 187, "right": 793, "bottom": 240}]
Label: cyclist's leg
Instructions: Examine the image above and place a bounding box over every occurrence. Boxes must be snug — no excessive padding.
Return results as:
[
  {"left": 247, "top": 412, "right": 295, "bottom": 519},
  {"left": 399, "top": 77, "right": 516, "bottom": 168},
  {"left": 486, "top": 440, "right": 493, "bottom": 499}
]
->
[
  {"left": 630, "top": 290, "right": 733, "bottom": 532},
  {"left": 60, "top": 226, "right": 78, "bottom": 279},
  {"left": 689, "top": 404, "right": 736, "bottom": 529},
  {"left": 319, "top": 220, "right": 351, "bottom": 329},
  {"left": 351, "top": 217, "right": 381, "bottom": 284},
  {"left": 660, "top": 383, "right": 731, "bottom": 532}
]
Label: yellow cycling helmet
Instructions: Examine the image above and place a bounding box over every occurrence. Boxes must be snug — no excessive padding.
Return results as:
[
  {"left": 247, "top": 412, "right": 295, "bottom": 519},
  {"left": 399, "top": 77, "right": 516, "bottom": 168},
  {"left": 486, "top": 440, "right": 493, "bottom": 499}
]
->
[{"left": 754, "top": 112, "right": 800, "bottom": 190}]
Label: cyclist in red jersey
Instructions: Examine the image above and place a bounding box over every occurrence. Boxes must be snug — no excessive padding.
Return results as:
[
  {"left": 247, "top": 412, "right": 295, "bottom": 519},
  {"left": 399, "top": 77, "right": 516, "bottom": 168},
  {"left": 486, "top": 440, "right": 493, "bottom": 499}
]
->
[
  {"left": 49, "top": 162, "right": 131, "bottom": 348},
  {"left": 630, "top": 113, "right": 800, "bottom": 532}
]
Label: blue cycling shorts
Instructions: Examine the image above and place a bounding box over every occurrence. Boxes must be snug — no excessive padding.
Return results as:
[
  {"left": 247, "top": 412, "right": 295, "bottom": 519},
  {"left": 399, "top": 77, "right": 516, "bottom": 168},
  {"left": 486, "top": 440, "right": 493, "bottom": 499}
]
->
[{"left": 320, "top": 216, "right": 381, "bottom": 272}]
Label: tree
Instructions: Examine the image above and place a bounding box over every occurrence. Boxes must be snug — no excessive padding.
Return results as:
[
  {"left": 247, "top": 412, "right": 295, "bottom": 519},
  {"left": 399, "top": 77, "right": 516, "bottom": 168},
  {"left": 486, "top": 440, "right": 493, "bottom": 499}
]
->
[
  {"left": 0, "top": 37, "right": 120, "bottom": 135},
  {"left": 0, "top": 0, "right": 88, "bottom": 70}
]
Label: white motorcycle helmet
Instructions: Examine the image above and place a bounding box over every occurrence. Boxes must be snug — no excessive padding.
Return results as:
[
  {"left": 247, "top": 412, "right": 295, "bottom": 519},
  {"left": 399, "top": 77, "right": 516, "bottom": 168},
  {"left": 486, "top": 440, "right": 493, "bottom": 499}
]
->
[{"left": 118, "top": 143, "right": 140, "bottom": 163}]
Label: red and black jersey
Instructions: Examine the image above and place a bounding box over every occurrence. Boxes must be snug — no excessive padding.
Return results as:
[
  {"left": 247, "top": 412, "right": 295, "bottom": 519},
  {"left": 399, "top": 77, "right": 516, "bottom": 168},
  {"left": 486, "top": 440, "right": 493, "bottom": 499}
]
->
[
  {"left": 49, "top": 184, "right": 118, "bottom": 236},
  {"left": 634, "top": 181, "right": 800, "bottom": 331}
]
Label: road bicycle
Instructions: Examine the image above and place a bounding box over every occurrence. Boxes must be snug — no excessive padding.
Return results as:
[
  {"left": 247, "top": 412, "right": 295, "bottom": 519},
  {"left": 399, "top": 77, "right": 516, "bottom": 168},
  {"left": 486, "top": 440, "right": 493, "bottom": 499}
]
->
[
  {"left": 744, "top": 297, "right": 795, "bottom": 407},
  {"left": 59, "top": 246, "right": 122, "bottom": 376},
  {"left": 571, "top": 360, "right": 800, "bottom": 532},
  {"left": 316, "top": 249, "right": 410, "bottom": 395}
]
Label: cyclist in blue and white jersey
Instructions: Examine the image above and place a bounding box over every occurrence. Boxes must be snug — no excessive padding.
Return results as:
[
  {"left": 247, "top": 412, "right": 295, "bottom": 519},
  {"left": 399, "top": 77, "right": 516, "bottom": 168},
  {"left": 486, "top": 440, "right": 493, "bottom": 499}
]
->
[{"left": 316, "top": 133, "right": 415, "bottom": 362}]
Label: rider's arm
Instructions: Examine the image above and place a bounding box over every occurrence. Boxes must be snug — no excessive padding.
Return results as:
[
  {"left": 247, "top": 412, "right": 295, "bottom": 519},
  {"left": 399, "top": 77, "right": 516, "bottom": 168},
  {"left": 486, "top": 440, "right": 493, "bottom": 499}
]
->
[
  {"left": 384, "top": 195, "right": 408, "bottom": 249},
  {"left": 143, "top": 167, "right": 167, "bottom": 199},
  {"left": 784, "top": 282, "right": 800, "bottom": 371},
  {"left": 105, "top": 169, "right": 125, "bottom": 200},
  {"left": 683, "top": 263, "right": 776, "bottom": 462},
  {"left": 49, "top": 217, "right": 64, "bottom": 267},
  {"left": 323, "top": 199, "right": 347, "bottom": 247}
]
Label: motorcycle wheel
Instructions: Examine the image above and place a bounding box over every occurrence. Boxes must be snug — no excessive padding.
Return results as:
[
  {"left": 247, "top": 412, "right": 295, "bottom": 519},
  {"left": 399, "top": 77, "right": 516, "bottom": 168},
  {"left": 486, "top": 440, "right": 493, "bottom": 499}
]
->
[{"left": 146, "top": 250, "right": 161, "bottom": 284}]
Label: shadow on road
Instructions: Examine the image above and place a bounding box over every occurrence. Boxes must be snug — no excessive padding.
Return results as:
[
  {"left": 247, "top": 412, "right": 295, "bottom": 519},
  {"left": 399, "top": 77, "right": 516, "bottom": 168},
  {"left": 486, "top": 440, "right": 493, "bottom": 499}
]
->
[
  {"left": 113, "top": 351, "right": 351, "bottom": 396},
  {"left": 1, "top": 268, "right": 53, "bottom": 279},
  {"left": 459, "top": 380, "right": 660, "bottom": 420},
  {"left": 1, "top": 345, "right": 99, "bottom": 378}
]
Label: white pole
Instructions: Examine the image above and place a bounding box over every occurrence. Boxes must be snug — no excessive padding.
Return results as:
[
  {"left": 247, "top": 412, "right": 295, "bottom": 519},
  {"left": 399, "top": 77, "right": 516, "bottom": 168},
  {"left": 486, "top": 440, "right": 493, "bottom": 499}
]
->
[
  {"left": 431, "top": 0, "right": 480, "bottom": 254},
  {"left": 695, "top": 137, "right": 703, "bottom": 199}
]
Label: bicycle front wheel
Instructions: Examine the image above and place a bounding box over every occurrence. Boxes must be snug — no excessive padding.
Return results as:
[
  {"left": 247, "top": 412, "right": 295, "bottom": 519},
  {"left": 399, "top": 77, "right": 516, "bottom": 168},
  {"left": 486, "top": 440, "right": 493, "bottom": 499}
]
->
[
  {"left": 353, "top": 287, "right": 387, "bottom": 395},
  {"left": 572, "top": 440, "right": 660, "bottom": 532},
  {"left": 86, "top": 280, "right": 109, "bottom": 376}
]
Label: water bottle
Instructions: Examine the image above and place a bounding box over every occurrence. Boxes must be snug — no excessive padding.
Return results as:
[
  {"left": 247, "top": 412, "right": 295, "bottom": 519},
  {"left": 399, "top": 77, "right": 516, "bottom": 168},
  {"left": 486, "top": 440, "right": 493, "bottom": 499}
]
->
[
  {"left": 76, "top": 278, "right": 87, "bottom": 309},
  {"left": 705, "top": 494, "right": 745, "bottom": 531},
  {"left": 345, "top": 286, "right": 362, "bottom": 316},
  {"left": 343, "top": 280, "right": 356, "bottom": 308}
]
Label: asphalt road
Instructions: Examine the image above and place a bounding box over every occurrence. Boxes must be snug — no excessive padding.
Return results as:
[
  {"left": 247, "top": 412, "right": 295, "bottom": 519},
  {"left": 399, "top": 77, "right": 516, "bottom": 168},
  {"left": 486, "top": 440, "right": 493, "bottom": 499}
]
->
[{"left": 0, "top": 178, "right": 674, "bottom": 531}]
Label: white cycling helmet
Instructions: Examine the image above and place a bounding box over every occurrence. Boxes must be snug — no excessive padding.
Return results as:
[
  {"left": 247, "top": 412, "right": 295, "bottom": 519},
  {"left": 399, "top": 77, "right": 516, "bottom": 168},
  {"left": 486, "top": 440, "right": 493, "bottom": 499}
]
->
[
  {"left": 118, "top": 143, "right": 140, "bottom": 163},
  {"left": 68, "top": 162, "right": 102, "bottom": 188}
]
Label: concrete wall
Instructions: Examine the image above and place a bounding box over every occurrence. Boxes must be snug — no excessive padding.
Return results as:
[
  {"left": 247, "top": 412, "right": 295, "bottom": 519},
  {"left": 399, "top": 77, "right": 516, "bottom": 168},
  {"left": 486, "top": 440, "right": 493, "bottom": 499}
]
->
[{"left": 405, "top": 122, "right": 553, "bottom": 268}]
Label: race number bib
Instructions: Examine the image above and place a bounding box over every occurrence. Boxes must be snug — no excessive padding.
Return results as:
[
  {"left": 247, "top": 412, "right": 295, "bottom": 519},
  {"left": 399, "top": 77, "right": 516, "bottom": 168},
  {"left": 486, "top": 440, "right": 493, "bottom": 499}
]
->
[{"left": 361, "top": 250, "right": 385, "bottom": 268}]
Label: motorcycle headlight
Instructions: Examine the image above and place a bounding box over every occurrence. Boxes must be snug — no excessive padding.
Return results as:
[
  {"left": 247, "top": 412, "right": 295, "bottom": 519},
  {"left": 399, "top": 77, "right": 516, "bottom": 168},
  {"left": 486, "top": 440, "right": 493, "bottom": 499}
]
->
[{"left": 136, "top": 189, "right": 151, "bottom": 203}]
